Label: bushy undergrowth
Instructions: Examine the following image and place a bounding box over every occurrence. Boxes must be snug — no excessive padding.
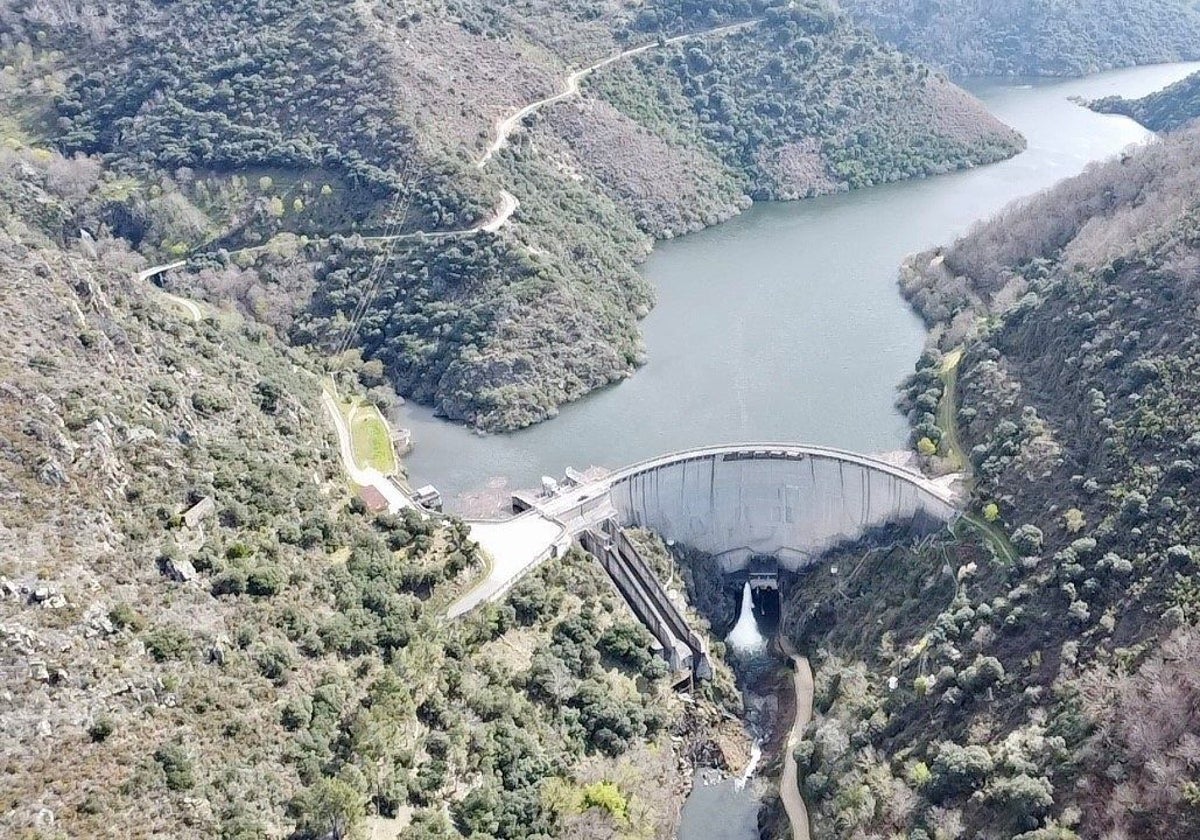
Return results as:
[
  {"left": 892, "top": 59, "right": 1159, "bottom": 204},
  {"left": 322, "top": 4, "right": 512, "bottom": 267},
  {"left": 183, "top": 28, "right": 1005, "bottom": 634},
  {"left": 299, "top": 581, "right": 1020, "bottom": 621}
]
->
[
  {"left": 1092, "top": 69, "right": 1200, "bottom": 132},
  {"left": 0, "top": 147, "right": 681, "bottom": 839},
  {"left": 1, "top": 0, "right": 1022, "bottom": 432},
  {"left": 852, "top": 122, "right": 1200, "bottom": 838}
]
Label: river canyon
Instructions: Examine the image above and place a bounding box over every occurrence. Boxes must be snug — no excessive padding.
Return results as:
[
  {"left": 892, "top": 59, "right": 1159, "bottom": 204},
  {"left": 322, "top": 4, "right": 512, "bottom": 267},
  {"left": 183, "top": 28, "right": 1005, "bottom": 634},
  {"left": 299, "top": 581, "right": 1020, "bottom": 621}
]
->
[
  {"left": 394, "top": 62, "right": 1200, "bottom": 515},
  {"left": 398, "top": 63, "right": 1200, "bottom": 839}
]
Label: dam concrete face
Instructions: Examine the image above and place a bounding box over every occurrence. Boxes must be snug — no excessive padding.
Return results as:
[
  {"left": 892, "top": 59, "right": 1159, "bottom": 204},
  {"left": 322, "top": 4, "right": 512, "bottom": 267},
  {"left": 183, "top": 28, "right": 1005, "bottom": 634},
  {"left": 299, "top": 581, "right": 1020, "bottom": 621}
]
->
[
  {"left": 606, "top": 447, "right": 958, "bottom": 573},
  {"left": 451, "top": 444, "right": 960, "bottom": 619}
]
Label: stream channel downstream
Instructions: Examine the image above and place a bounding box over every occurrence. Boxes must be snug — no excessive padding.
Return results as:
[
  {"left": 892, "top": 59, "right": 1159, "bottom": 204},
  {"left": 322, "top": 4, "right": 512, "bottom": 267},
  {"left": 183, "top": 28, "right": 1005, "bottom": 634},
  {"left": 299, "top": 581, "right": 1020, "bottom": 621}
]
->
[{"left": 392, "top": 64, "right": 1200, "bottom": 837}]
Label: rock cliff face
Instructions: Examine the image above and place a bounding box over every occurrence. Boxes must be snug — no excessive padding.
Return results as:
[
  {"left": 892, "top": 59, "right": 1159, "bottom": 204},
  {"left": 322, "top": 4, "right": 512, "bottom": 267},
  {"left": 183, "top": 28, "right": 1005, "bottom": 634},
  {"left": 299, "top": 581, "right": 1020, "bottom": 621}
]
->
[{"left": 675, "top": 545, "right": 743, "bottom": 636}]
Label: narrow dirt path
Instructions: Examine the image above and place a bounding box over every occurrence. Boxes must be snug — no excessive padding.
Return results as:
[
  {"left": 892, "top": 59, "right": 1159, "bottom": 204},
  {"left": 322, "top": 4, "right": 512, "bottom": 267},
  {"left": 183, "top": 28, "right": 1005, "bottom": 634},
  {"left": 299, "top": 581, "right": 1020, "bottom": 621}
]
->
[
  {"left": 208, "top": 22, "right": 761, "bottom": 258},
  {"left": 779, "top": 638, "right": 814, "bottom": 840},
  {"left": 224, "top": 188, "right": 521, "bottom": 259},
  {"left": 476, "top": 19, "right": 761, "bottom": 168},
  {"left": 479, "top": 189, "right": 519, "bottom": 233},
  {"left": 137, "top": 261, "right": 416, "bottom": 516},
  {"left": 162, "top": 291, "right": 202, "bottom": 322},
  {"left": 938, "top": 345, "right": 1019, "bottom": 563},
  {"left": 360, "top": 189, "right": 520, "bottom": 241}
]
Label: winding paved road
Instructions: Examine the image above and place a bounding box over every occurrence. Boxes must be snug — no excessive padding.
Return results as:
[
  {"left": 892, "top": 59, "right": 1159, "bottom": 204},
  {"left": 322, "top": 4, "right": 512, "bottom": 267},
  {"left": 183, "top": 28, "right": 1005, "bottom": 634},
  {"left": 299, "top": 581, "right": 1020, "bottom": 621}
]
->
[
  {"left": 476, "top": 19, "right": 761, "bottom": 168},
  {"left": 140, "top": 259, "right": 418, "bottom": 516},
  {"left": 446, "top": 514, "right": 569, "bottom": 619},
  {"left": 780, "top": 638, "right": 814, "bottom": 840}
]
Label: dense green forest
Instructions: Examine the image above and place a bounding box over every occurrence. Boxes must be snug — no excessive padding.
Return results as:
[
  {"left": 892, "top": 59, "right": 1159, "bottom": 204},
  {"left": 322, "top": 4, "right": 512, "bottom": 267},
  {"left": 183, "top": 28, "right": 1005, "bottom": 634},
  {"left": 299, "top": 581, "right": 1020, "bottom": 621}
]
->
[
  {"left": 0, "top": 145, "right": 749, "bottom": 838},
  {"left": 775, "top": 125, "right": 1200, "bottom": 837},
  {"left": 592, "top": 5, "right": 1021, "bottom": 199},
  {"left": 4, "top": 0, "right": 489, "bottom": 231},
  {"left": 840, "top": 0, "right": 1200, "bottom": 76},
  {"left": 626, "top": 0, "right": 776, "bottom": 34},
  {"left": 8, "top": 2, "right": 1200, "bottom": 838},
  {"left": 0, "top": 0, "right": 1023, "bottom": 431},
  {"left": 1092, "top": 69, "right": 1200, "bottom": 131}
]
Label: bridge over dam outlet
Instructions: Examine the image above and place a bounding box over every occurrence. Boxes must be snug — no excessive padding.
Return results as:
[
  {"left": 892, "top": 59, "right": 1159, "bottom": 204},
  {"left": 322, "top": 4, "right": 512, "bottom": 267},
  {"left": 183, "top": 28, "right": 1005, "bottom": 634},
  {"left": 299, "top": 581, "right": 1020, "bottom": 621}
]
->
[{"left": 447, "top": 443, "right": 963, "bottom": 674}]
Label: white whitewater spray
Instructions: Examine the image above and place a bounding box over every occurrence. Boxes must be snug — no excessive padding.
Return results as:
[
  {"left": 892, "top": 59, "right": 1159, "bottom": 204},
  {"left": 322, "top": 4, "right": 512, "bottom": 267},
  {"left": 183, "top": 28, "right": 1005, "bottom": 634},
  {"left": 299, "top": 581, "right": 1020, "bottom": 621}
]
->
[
  {"left": 726, "top": 582, "right": 767, "bottom": 789},
  {"left": 735, "top": 740, "right": 763, "bottom": 790},
  {"left": 725, "top": 582, "right": 766, "bottom": 654}
]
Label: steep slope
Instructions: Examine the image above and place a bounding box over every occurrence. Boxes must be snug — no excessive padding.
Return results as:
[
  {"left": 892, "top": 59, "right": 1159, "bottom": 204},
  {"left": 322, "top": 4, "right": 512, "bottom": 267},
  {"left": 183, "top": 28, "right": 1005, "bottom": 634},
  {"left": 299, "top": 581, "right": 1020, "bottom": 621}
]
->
[
  {"left": 839, "top": 0, "right": 1200, "bottom": 76},
  {"left": 2, "top": 0, "right": 1023, "bottom": 432},
  {"left": 585, "top": 7, "right": 1021, "bottom": 200},
  {"left": 0, "top": 147, "right": 739, "bottom": 839},
  {"left": 1092, "top": 69, "right": 1200, "bottom": 131},
  {"left": 291, "top": 2, "right": 1024, "bottom": 431},
  {"left": 778, "top": 126, "right": 1200, "bottom": 838}
]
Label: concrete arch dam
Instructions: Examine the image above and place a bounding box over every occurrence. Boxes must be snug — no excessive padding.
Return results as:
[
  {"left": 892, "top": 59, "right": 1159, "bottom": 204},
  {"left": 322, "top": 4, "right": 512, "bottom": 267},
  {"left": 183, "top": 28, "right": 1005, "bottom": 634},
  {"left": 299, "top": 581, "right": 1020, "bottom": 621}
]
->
[
  {"left": 603, "top": 445, "right": 960, "bottom": 573},
  {"left": 450, "top": 444, "right": 961, "bottom": 620}
]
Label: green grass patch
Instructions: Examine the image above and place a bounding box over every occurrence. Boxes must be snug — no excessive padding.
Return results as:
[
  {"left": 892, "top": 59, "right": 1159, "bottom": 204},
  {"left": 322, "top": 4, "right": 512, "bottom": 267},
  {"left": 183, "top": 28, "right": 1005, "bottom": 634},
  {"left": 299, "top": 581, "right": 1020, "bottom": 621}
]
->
[
  {"left": 937, "top": 346, "right": 967, "bottom": 472},
  {"left": 96, "top": 176, "right": 140, "bottom": 202},
  {"left": 348, "top": 401, "right": 396, "bottom": 475},
  {"left": 956, "top": 513, "right": 1017, "bottom": 565},
  {"left": 939, "top": 346, "right": 1018, "bottom": 563}
]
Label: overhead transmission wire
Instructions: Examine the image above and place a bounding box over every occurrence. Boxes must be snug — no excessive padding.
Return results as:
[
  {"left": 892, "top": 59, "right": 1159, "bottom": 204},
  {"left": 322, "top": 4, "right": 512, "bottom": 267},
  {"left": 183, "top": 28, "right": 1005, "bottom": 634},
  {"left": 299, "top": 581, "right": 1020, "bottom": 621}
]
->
[
  {"left": 331, "top": 162, "right": 418, "bottom": 361},
  {"left": 335, "top": 194, "right": 413, "bottom": 360},
  {"left": 331, "top": 176, "right": 410, "bottom": 357}
]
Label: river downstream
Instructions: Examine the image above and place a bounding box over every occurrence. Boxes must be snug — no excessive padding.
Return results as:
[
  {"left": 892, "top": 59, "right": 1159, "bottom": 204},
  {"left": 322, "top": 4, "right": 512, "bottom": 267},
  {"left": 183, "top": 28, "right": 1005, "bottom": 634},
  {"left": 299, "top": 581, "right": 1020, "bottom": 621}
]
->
[{"left": 396, "top": 62, "right": 1200, "bottom": 512}]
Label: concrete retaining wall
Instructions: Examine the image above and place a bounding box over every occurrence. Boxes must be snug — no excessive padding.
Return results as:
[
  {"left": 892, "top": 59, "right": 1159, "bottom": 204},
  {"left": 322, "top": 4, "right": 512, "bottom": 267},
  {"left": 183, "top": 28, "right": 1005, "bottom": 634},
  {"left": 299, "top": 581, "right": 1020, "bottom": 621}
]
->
[{"left": 581, "top": 524, "right": 712, "bottom": 679}]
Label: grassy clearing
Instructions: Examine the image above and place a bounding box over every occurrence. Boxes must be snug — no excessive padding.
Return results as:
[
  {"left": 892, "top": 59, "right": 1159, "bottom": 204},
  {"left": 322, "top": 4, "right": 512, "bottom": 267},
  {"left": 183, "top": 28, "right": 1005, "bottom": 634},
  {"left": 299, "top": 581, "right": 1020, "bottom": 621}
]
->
[
  {"left": 937, "top": 346, "right": 967, "bottom": 472},
  {"left": 956, "top": 513, "right": 1018, "bottom": 565},
  {"left": 346, "top": 400, "right": 397, "bottom": 475},
  {"left": 939, "top": 346, "right": 1018, "bottom": 564}
]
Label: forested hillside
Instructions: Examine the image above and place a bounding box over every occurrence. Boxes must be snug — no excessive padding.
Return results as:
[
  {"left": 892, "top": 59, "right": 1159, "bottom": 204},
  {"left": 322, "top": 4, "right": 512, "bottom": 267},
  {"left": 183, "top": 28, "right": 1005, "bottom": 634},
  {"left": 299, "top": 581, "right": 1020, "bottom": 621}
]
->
[
  {"left": 0, "top": 146, "right": 744, "bottom": 838},
  {"left": 292, "top": 1, "right": 1023, "bottom": 430},
  {"left": 776, "top": 127, "right": 1200, "bottom": 837},
  {"left": 0, "top": 0, "right": 1022, "bottom": 431},
  {"left": 1092, "top": 69, "right": 1200, "bottom": 131},
  {"left": 839, "top": 0, "right": 1200, "bottom": 76}
]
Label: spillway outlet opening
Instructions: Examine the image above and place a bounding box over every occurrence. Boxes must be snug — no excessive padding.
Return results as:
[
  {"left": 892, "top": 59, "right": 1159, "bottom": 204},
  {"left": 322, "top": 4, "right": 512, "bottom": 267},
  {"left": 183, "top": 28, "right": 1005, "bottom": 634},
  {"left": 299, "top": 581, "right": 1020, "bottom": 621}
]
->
[
  {"left": 752, "top": 587, "right": 781, "bottom": 638},
  {"left": 728, "top": 580, "right": 781, "bottom": 637}
]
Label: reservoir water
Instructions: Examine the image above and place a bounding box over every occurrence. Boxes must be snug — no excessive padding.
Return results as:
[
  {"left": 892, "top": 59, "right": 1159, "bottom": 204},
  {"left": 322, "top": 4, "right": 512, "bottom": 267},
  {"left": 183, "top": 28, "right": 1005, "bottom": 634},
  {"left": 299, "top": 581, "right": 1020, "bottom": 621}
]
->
[{"left": 397, "top": 62, "right": 1200, "bottom": 512}]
